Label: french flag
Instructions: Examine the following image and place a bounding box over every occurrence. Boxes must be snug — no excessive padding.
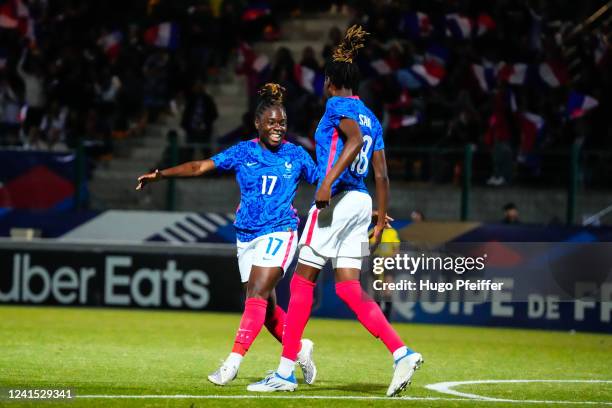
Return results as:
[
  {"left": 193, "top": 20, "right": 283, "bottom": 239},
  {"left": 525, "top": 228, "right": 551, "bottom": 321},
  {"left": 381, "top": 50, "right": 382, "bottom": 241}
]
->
[
  {"left": 294, "top": 65, "right": 324, "bottom": 96},
  {"left": 497, "top": 63, "right": 528, "bottom": 85},
  {"left": 370, "top": 59, "right": 392, "bottom": 75},
  {"left": 476, "top": 13, "right": 496, "bottom": 36},
  {"left": 471, "top": 62, "right": 497, "bottom": 93},
  {"left": 236, "top": 42, "right": 269, "bottom": 75},
  {"left": 445, "top": 13, "right": 473, "bottom": 39},
  {"left": 426, "top": 44, "right": 449, "bottom": 66},
  {"left": 98, "top": 31, "right": 122, "bottom": 60},
  {"left": 538, "top": 61, "right": 568, "bottom": 88},
  {"left": 567, "top": 92, "right": 599, "bottom": 119},
  {"left": 389, "top": 114, "right": 420, "bottom": 130},
  {"left": 410, "top": 60, "right": 445, "bottom": 87},
  {"left": 400, "top": 11, "right": 432, "bottom": 38},
  {"left": 519, "top": 112, "right": 545, "bottom": 154},
  {"left": 144, "top": 22, "right": 179, "bottom": 50}
]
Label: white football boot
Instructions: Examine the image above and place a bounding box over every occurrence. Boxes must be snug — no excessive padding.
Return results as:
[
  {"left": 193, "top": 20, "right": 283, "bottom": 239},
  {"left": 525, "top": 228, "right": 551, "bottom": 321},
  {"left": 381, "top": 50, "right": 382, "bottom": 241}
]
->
[
  {"left": 247, "top": 371, "right": 298, "bottom": 392},
  {"left": 207, "top": 361, "right": 239, "bottom": 386},
  {"left": 386, "top": 351, "right": 423, "bottom": 397},
  {"left": 296, "top": 339, "right": 317, "bottom": 384}
]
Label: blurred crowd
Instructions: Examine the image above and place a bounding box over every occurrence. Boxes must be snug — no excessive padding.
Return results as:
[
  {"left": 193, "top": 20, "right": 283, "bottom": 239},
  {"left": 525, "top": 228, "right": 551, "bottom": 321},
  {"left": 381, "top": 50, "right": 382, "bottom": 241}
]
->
[
  {"left": 0, "top": 0, "right": 307, "bottom": 157},
  {"left": 1, "top": 0, "right": 611, "bottom": 188},
  {"left": 235, "top": 0, "right": 611, "bottom": 187}
]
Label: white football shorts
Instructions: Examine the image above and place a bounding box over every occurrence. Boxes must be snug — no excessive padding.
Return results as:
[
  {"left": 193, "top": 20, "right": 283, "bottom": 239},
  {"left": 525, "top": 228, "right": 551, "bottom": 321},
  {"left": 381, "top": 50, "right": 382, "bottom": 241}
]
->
[
  {"left": 298, "top": 190, "right": 372, "bottom": 270},
  {"left": 236, "top": 230, "right": 298, "bottom": 283}
]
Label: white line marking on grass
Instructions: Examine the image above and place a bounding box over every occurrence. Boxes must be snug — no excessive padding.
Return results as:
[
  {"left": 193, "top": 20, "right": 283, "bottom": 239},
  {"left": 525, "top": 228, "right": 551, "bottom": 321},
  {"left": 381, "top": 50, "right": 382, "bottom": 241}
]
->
[
  {"left": 77, "top": 395, "right": 462, "bottom": 401},
  {"left": 425, "top": 379, "right": 612, "bottom": 405},
  {"left": 76, "top": 387, "right": 612, "bottom": 405}
]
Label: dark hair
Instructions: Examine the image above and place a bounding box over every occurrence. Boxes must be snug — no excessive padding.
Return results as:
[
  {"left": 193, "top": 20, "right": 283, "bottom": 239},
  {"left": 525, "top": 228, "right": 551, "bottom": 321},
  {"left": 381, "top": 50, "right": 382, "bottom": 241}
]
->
[
  {"left": 503, "top": 202, "right": 517, "bottom": 211},
  {"left": 412, "top": 210, "right": 425, "bottom": 221},
  {"left": 324, "top": 25, "right": 369, "bottom": 91},
  {"left": 255, "top": 83, "right": 286, "bottom": 119}
]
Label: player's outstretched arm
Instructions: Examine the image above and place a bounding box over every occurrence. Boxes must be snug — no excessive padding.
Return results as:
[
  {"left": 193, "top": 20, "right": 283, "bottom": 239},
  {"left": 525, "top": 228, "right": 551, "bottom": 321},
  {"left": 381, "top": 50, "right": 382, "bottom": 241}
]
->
[
  {"left": 136, "top": 159, "right": 216, "bottom": 190},
  {"left": 315, "top": 118, "right": 364, "bottom": 208},
  {"left": 370, "top": 149, "right": 389, "bottom": 248}
]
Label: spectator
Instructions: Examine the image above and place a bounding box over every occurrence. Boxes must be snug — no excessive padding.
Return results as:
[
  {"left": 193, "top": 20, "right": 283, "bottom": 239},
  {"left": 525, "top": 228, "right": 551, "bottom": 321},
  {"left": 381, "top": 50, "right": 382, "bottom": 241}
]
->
[
  {"left": 0, "top": 76, "right": 21, "bottom": 145},
  {"left": 485, "top": 89, "right": 515, "bottom": 186},
  {"left": 322, "top": 26, "right": 343, "bottom": 62},
  {"left": 502, "top": 203, "right": 520, "bottom": 224},
  {"left": 181, "top": 78, "right": 218, "bottom": 151},
  {"left": 142, "top": 49, "right": 170, "bottom": 121},
  {"left": 17, "top": 49, "right": 46, "bottom": 148},
  {"left": 300, "top": 46, "right": 320, "bottom": 72},
  {"left": 80, "top": 108, "right": 113, "bottom": 161},
  {"left": 39, "top": 101, "right": 69, "bottom": 151},
  {"left": 411, "top": 210, "right": 425, "bottom": 223}
]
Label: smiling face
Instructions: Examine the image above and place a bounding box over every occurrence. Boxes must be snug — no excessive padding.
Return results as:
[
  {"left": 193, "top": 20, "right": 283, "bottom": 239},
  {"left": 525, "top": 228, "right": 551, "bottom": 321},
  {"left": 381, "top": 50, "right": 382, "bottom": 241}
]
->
[{"left": 255, "top": 105, "right": 287, "bottom": 149}]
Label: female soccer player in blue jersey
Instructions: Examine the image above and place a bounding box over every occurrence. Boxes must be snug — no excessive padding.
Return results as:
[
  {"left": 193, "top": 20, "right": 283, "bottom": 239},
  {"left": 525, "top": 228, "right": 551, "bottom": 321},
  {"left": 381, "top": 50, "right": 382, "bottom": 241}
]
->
[
  {"left": 249, "top": 26, "right": 423, "bottom": 397},
  {"left": 136, "top": 83, "right": 318, "bottom": 386}
]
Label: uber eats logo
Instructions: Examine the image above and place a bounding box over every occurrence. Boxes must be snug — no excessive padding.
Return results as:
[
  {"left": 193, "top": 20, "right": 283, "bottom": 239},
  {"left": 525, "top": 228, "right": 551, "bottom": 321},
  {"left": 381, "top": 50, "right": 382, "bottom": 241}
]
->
[{"left": 0, "top": 254, "right": 210, "bottom": 309}]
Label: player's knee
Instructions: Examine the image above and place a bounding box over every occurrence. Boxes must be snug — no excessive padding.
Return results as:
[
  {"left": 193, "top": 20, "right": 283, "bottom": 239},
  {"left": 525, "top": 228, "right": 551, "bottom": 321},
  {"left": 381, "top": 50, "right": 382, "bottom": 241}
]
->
[{"left": 246, "top": 284, "right": 271, "bottom": 300}]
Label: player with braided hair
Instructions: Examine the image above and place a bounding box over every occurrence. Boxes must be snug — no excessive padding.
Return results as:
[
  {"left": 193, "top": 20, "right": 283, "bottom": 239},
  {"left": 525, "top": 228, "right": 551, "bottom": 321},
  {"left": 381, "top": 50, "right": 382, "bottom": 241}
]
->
[
  {"left": 249, "top": 26, "right": 422, "bottom": 397},
  {"left": 136, "top": 83, "right": 318, "bottom": 387}
]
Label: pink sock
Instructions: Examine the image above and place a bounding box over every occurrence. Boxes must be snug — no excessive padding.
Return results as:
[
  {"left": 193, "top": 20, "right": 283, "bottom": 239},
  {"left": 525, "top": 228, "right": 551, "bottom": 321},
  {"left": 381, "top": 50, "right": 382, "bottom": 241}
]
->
[
  {"left": 335, "top": 280, "right": 404, "bottom": 354},
  {"left": 281, "top": 274, "right": 316, "bottom": 361},
  {"left": 232, "top": 298, "right": 268, "bottom": 356},
  {"left": 265, "top": 304, "right": 286, "bottom": 343}
]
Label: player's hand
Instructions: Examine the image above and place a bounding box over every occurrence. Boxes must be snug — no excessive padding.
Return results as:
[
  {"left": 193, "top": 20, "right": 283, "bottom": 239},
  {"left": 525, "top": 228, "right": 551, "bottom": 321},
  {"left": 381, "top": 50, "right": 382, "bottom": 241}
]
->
[
  {"left": 372, "top": 210, "right": 394, "bottom": 228},
  {"left": 369, "top": 223, "right": 384, "bottom": 251},
  {"left": 136, "top": 169, "right": 163, "bottom": 190},
  {"left": 315, "top": 183, "right": 331, "bottom": 209}
]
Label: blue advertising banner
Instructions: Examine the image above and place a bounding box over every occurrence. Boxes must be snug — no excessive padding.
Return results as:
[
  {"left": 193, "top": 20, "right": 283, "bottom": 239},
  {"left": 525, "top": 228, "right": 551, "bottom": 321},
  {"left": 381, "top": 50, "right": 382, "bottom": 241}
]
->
[{"left": 0, "top": 150, "right": 87, "bottom": 212}]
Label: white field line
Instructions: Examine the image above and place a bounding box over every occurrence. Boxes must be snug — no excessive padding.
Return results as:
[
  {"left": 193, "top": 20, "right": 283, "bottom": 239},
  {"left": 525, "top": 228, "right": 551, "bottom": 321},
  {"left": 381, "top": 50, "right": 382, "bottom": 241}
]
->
[
  {"left": 73, "top": 394, "right": 612, "bottom": 405},
  {"left": 74, "top": 379, "right": 612, "bottom": 404},
  {"left": 425, "top": 379, "right": 612, "bottom": 404},
  {"left": 77, "top": 395, "right": 460, "bottom": 401}
]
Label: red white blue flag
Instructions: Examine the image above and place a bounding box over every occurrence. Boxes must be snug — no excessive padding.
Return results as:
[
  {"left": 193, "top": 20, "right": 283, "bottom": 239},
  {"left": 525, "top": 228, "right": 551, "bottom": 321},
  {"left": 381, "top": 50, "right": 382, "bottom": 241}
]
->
[
  {"left": 445, "top": 13, "right": 473, "bottom": 39},
  {"left": 410, "top": 60, "right": 445, "bottom": 87},
  {"left": 144, "top": 22, "right": 179, "bottom": 49},
  {"left": 400, "top": 11, "right": 432, "bottom": 38},
  {"left": 98, "top": 30, "right": 123, "bottom": 60},
  {"left": 538, "top": 62, "right": 568, "bottom": 88},
  {"left": 567, "top": 92, "right": 599, "bottom": 119}
]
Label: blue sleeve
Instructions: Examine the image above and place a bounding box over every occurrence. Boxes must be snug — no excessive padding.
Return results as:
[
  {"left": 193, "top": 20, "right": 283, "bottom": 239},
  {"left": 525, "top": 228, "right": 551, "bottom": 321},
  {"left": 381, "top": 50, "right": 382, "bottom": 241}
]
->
[
  {"left": 327, "top": 98, "right": 360, "bottom": 127},
  {"left": 211, "top": 143, "right": 242, "bottom": 171},
  {"left": 373, "top": 121, "right": 385, "bottom": 151},
  {"left": 299, "top": 147, "right": 318, "bottom": 184}
]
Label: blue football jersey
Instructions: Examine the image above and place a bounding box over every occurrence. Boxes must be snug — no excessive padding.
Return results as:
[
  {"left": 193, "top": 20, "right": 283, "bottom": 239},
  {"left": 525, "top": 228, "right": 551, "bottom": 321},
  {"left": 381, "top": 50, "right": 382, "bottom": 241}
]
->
[
  {"left": 211, "top": 139, "right": 318, "bottom": 242},
  {"left": 314, "top": 96, "right": 384, "bottom": 196}
]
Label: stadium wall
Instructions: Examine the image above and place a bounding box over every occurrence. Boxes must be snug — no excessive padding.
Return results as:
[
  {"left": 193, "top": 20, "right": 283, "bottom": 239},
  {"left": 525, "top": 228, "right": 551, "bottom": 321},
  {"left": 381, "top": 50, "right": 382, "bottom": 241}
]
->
[{"left": 172, "top": 180, "right": 612, "bottom": 224}]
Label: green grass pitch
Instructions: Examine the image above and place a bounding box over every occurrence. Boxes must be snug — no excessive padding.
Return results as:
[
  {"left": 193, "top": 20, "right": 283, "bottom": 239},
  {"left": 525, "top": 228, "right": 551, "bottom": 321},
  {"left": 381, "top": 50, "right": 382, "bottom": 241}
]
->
[{"left": 0, "top": 306, "right": 610, "bottom": 407}]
